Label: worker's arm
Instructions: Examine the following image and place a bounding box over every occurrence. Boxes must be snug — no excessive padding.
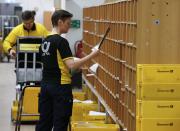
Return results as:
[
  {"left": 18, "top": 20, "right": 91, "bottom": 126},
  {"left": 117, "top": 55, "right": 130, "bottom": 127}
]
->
[
  {"left": 3, "top": 28, "right": 18, "bottom": 55},
  {"left": 58, "top": 38, "right": 99, "bottom": 70},
  {"left": 64, "top": 50, "right": 98, "bottom": 70}
]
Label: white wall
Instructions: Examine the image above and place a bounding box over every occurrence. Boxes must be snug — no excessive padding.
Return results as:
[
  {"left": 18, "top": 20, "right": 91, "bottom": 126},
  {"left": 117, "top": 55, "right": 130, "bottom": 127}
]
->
[
  {"left": 65, "top": 0, "right": 105, "bottom": 55},
  {"left": 65, "top": 0, "right": 82, "bottom": 55},
  {"left": 1, "top": 0, "right": 105, "bottom": 54},
  {"left": 0, "top": 0, "right": 16, "bottom": 3},
  {"left": 14, "top": 0, "right": 54, "bottom": 24},
  {"left": 73, "top": 0, "right": 105, "bottom": 8}
]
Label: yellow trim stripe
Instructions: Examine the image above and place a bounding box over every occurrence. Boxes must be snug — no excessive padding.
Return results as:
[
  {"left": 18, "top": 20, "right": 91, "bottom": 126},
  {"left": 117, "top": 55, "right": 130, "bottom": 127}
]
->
[
  {"left": 63, "top": 57, "right": 74, "bottom": 61},
  {"left": 56, "top": 50, "right": 72, "bottom": 85}
]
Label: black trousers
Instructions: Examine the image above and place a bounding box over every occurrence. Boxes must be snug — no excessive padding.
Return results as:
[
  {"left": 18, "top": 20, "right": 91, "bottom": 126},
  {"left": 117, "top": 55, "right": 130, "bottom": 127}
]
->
[{"left": 36, "top": 82, "right": 73, "bottom": 131}]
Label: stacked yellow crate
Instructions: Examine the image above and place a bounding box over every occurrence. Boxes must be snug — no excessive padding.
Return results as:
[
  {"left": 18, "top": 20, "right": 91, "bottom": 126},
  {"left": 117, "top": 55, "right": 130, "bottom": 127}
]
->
[
  {"left": 71, "top": 90, "right": 119, "bottom": 130},
  {"left": 72, "top": 90, "right": 106, "bottom": 122},
  {"left": 71, "top": 122, "right": 119, "bottom": 131},
  {"left": 73, "top": 92, "right": 87, "bottom": 101},
  {"left": 72, "top": 102, "right": 99, "bottom": 121},
  {"left": 136, "top": 64, "right": 180, "bottom": 131}
]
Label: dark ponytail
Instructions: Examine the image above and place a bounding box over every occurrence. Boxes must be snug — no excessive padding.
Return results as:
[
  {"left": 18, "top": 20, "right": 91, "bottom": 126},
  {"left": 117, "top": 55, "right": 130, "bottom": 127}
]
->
[
  {"left": 22, "top": 10, "right": 36, "bottom": 21},
  {"left": 31, "top": 10, "right": 36, "bottom": 16}
]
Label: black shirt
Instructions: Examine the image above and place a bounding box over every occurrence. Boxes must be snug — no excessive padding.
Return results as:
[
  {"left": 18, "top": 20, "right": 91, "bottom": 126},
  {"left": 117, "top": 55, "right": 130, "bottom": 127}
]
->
[{"left": 39, "top": 34, "right": 73, "bottom": 84}]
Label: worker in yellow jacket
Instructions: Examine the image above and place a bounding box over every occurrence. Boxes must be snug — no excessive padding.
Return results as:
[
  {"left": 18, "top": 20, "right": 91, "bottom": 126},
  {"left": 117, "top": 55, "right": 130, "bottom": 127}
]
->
[{"left": 3, "top": 10, "right": 49, "bottom": 57}]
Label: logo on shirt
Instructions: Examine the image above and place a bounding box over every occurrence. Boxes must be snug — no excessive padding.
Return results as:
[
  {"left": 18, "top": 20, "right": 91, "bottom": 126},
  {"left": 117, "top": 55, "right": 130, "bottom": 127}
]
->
[{"left": 42, "top": 41, "right": 50, "bottom": 56}]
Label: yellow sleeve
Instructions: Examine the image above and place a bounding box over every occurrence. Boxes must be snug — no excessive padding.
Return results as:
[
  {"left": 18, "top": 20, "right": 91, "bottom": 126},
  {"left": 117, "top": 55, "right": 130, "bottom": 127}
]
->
[{"left": 3, "top": 27, "right": 18, "bottom": 53}]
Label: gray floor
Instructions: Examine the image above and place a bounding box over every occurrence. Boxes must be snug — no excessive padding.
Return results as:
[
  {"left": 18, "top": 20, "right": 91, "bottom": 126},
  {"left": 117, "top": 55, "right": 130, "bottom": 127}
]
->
[{"left": 0, "top": 62, "right": 35, "bottom": 131}]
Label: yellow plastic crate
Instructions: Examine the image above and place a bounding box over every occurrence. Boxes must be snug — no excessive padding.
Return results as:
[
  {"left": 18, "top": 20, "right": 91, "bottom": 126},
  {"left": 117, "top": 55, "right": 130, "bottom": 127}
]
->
[
  {"left": 23, "top": 87, "right": 40, "bottom": 114},
  {"left": 136, "top": 100, "right": 180, "bottom": 118},
  {"left": 82, "top": 84, "right": 88, "bottom": 93},
  {"left": 86, "top": 87, "right": 94, "bottom": 100},
  {"left": 136, "top": 118, "right": 180, "bottom": 131},
  {"left": 137, "top": 64, "right": 180, "bottom": 84},
  {"left": 71, "top": 122, "right": 119, "bottom": 131},
  {"left": 11, "top": 87, "right": 40, "bottom": 122},
  {"left": 11, "top": 103, "right": 39, "bottom": 122},
  {"left": 83, "top": 114, "right": 106, "bottom": 121},
  {"left": 72, "top": 103, "right": 98, "bottom": 121},
  {"left": 71, "top": 121, "right": 105, "bottom": 124},
  {"left": 68, "top": 121, "right": 105, "bottom": 131},
  {"left": 137, "top": 83, "right": 180, "bottom": 100},
  {"left": 73, "top": 92, "right": 86, "bottom": 101}
]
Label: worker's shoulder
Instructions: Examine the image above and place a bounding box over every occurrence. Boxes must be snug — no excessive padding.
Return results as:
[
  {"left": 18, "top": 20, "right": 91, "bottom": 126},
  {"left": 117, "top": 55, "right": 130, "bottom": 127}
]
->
[
  {"left": 45, "top": 35, "right": 68, "bottom": 44},
  {"left": 45, "top": 34, "right": 60, "bottom": 41},
  {"left": 60, "top": 36, "right": 68, "bottom": 43},
  {"left": 58, "top": 36, "right": 69, "bottom": 45},
  {"left": 11, "top": 24, "right": 23, "bottom": 32},
  {"left": 46, "top": 34, "right": 62, "bottom": 40}
]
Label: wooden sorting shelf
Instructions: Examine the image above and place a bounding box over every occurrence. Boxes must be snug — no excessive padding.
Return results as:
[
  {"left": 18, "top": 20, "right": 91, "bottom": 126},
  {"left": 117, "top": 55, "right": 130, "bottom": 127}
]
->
[
  {"left": 83, "top": 0, "right": 180, "bottom": 131},
  {"left": 83, "top": 19, "right": 137, "bottom": 25},
  {"left": 82, "top": 74, "right": 127, "bottom": 131}
]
